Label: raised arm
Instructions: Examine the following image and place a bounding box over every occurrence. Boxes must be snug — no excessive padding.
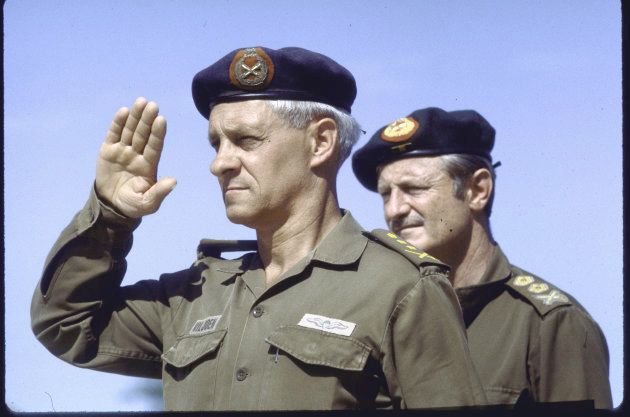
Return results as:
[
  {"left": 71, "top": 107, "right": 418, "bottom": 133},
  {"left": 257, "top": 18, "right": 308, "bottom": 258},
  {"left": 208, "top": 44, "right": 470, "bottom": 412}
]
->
[
  {"left": 31, "top": 98, "right": 179, "bottom": 378},
  {"left": 95, "top": 97, "right": 176, "bottom": 218}
]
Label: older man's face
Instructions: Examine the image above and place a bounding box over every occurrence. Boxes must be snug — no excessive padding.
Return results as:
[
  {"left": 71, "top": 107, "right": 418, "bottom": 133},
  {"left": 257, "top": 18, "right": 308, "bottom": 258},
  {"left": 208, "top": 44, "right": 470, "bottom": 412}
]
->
[
  {"left": 377, "top": 156, "right": 473, "bottom": 259},
  {"left": 209, "top": 100, "right": 312, "bottom": 229}
]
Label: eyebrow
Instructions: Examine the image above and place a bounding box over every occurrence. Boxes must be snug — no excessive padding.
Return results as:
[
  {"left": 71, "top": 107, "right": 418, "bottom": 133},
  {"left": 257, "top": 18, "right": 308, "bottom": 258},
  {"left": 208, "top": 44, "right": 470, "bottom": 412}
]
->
[
  {"left": 208, "top": 123, "right": 264, "bottom": 142},
  {"left": 378, "top": 174, "right": 436, "bottom": 192},
  {"left": 397, "top": 175, "right": 431, "bottom": 185}
]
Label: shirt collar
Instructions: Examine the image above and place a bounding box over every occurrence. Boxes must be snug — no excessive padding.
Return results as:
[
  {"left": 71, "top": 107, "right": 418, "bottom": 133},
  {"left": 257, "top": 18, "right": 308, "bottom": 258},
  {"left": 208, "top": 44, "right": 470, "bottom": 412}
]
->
[
  {"left": 209, "top": 210, "right": 367, "bottom": 282},
  {"left": 455, "top": 244, "right": 513, "bottom": 326},
  {"left": 310, "top": 209, "right": 368, "bottom": 266},
  {"left": 261, "top": 209, "right": 367, "bottom": 284},
  {"left": 209, "top": 255, "right": 255, "bottom": 275},
  {"left": 476, "top": 244, "right": 512, "bottom": 286}
]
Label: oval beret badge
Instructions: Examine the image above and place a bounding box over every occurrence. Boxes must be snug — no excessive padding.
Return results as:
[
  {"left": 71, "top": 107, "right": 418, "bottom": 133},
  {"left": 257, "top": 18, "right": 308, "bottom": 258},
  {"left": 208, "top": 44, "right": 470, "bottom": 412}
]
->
[
  {"left": 380, "top": 117, "right": 419, "bottom": 143},
  {"left": 229, "top": 47, "right": 274, "bottom": 90}
]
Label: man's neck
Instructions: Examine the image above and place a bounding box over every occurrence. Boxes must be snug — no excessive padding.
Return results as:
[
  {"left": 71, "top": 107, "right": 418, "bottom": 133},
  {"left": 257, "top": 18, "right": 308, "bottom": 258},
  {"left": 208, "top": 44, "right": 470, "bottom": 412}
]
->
[
  {"left": 256, "top": 191, "right": 342, "bottom": 286},
  {"left": 448, "top": 224, "right": 496, "bottom": 289}
]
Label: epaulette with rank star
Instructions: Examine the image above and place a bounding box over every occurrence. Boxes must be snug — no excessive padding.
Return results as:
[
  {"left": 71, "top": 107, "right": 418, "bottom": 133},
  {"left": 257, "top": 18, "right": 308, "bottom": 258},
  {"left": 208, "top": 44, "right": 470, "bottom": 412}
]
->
[
  {"left": 506, "top": 271, "right": 572, "bottom": 316},
  {"left": 196, "top": 239, "right": 258, "bottom": 260},
  {"left": 364, "top": 229, "right": 449, "bottom": 270}
]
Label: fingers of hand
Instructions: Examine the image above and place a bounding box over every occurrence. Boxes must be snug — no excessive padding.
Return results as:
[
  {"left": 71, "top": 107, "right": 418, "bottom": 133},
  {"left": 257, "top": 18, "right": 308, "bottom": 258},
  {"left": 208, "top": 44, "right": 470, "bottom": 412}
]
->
[
  {"left": 104, "top": 107, "right": 130, "bottom": 144},
  {"left": 131, "top": 101, "right": 160, "bottom": 153},
  {"left": 143, "top": 115, "right": 167, "bottom": 167},
  {"left": 120, "top": 97, "right": 148, "bottom": 145}
]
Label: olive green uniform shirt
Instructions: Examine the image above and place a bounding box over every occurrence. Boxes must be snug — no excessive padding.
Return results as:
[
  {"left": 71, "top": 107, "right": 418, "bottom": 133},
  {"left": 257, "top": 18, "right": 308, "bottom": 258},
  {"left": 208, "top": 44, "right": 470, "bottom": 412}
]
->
[
  {"left": 31, "top": 190, "right": 486, "bottom": 411},
  {"left": 455, "top": 245, "right": 612, "bottom": 408}
]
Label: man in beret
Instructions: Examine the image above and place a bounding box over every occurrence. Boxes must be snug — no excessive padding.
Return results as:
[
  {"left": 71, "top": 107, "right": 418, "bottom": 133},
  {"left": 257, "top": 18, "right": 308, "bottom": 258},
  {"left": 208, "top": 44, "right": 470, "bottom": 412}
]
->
[
  {"left": 31, "top": 48, "right": 486, "bottom": 411},
  {"left": 352, "top": 107, "right": 613, "bottom": 409}
]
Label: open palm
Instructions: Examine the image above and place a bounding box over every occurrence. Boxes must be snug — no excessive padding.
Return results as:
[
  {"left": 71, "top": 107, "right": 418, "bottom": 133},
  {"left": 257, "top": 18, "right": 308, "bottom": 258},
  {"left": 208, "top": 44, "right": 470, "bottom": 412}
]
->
[{"left": 95, "top": 97, "right": 176, "bottom": 218}]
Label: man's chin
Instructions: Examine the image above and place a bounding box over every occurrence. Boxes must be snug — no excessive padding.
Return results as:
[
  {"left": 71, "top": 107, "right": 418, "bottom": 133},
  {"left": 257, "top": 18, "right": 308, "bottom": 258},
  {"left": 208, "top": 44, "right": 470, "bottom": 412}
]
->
[{"left": 225, "top": 207, "right": 255, "bottom": 227}]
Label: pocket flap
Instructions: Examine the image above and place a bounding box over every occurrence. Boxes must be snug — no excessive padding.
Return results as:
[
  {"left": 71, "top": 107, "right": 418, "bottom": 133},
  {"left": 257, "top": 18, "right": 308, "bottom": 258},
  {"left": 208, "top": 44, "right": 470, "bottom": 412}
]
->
[
  {"left": 265, "top": 325, "right": 371, "bottom": 371},
  {"left": 162, "top": 329, "right": 227, "bottom": 368}
]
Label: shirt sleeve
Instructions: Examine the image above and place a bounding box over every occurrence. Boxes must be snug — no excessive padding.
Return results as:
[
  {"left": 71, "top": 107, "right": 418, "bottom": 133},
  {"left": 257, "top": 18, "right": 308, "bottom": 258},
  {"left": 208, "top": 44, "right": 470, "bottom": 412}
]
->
[
  {"left": 532, "top": 306, "right": 613, "bottom": 409},
  {"left": 30, "top": 187, "right": 167, "bottom": 379},
  {"left": 381, "top": 271, "right": 488, "bottom": 408}
]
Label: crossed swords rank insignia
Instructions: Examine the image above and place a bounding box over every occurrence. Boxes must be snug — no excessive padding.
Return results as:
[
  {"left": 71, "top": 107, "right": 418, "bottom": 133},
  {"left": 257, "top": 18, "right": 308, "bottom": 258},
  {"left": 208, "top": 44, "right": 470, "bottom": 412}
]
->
[
  {"left": 229, "top": 47, "right": 274, "bottom": 90},
  {"left": 534, "top": 289, "right": 569, "bottom": 306}
]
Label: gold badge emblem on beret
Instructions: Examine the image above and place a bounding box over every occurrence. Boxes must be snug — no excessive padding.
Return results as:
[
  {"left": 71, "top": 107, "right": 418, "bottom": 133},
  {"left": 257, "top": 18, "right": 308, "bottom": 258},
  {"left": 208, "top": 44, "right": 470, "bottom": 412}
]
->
[
  {"left": 381, "top": 117, "right": 420, "bottom": 143},
  {"left": 229, "top": 47, "right": 274, "bottom": 90},
  {"left": 513, "top": 275, "right": 535, "bottom": 287}
]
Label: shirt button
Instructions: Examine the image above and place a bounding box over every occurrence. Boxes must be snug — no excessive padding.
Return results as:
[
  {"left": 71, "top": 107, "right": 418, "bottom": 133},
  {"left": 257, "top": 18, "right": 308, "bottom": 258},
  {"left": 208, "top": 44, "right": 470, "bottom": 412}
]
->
[
  {"left": 236, "top": 368, "right": 248, "bottom": 381},
  {"left": 252, "top": 305, "right": 264, "bottom": 318}
]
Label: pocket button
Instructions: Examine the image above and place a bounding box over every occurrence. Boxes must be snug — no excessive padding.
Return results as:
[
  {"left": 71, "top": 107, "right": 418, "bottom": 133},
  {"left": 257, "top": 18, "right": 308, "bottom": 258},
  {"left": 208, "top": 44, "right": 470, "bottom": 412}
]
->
[{"left": 236, "top": 368, "right": 248, "bottom": 381}]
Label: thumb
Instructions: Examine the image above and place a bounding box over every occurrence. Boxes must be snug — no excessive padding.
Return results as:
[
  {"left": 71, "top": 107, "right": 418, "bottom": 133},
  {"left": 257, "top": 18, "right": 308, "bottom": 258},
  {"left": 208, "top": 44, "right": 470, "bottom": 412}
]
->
[{"left": 142, "top": 177, "right": 177, "bottom": 213}]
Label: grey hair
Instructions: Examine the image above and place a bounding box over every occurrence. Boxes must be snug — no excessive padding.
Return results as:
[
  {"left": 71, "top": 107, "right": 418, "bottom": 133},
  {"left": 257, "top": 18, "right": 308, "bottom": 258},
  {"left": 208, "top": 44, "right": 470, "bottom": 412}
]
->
[
  {"left": 266, "top": 100, "right": 362, "bottom": 166},
  {"left": 439, "top": 154, "right": 497, "bottom": 217}
]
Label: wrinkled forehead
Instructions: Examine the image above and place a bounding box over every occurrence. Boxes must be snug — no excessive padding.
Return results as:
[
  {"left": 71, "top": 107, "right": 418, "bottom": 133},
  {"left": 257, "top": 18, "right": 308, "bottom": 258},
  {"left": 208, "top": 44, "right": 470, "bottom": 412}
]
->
[
  {"left": 377, "top": 155, "right": 446, "bottom": 176},
  {"left": 208, "top": 100, "right": 275, "bottom": 135},
  {"left": 377, "top": 156, "right": 448, "bottom": 185}
]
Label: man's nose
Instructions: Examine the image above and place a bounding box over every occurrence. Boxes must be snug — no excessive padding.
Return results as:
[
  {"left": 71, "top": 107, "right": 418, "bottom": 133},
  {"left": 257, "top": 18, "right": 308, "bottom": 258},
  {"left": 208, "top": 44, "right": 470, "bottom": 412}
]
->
[
  {"left": 210, "top": 141, "right": 240, "bottom": 177},
  {"left": 385, "top": 188, "right": 411, "bottom": 222}
]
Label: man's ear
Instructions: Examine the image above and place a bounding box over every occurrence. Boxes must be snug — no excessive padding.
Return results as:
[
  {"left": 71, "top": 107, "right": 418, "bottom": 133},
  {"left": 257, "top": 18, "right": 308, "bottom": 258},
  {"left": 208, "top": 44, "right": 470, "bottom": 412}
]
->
[
  {"left": 467, "top": 168, "right": 493, "bottom": 213},
  {"left": 309, "top": 117, "right": 339, "bottom": 169}
]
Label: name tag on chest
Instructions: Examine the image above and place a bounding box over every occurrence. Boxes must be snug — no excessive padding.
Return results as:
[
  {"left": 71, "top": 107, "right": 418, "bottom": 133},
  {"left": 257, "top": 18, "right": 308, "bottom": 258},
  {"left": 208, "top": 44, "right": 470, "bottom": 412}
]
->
[{"left": 190, "top": 315, "right": 222, "bottom": 335}]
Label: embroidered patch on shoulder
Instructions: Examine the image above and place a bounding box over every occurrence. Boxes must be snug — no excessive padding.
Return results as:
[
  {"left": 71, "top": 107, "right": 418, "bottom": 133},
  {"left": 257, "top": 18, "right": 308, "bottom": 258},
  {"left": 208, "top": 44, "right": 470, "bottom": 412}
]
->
[
  {"left": 190, "top": 315, "right": 222, "bottom": 335},
  {"left": 506, "top": 272, "right": 572, "bottom": 315},
  {"left": 384, "top": 232, "right": 440, "bottom": 261},
  {"left": 534, "top": 289, "right": 569, "bottom": 306},
  {"left": 512, "top": 275, "right": 535, "bottom": 286},
  {"left": 298, "top": 313, "right": 356, "bottom": 336},
  {"left": 528, "top": 282, "right": 549, "bottom": 294}
]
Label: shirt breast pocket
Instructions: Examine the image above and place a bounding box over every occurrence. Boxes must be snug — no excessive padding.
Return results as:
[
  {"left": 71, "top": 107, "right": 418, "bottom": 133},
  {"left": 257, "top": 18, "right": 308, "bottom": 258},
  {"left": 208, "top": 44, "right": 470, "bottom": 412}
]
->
[
  {"left": 263, "top": 325, "right": 378, "bottom": 408},
  {"left": 161, "top": 329, "right": 227, "bottom": 409},
  {"left": 265, "top": 324, "right": 372, "bottom": 371}
]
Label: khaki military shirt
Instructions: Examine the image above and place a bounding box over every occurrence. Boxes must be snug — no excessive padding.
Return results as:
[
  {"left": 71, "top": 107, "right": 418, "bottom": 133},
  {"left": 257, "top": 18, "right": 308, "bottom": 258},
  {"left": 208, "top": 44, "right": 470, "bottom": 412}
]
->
[
  {"left": 455, "top": 245, "right": 612, "bottom": 408},
  {"left": 31, "top": 189, "right": 486, "bottom": 411}
]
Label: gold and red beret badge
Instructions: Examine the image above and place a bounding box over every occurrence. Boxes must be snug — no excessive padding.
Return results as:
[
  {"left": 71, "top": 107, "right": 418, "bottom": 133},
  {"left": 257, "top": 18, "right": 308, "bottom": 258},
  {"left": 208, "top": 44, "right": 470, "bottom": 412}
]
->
[
  {"left": 380, "top": 117, "right": 419, "bottom": 143},
  {"left": 229, "top": 47, "right": 275, "bottom": 90}
]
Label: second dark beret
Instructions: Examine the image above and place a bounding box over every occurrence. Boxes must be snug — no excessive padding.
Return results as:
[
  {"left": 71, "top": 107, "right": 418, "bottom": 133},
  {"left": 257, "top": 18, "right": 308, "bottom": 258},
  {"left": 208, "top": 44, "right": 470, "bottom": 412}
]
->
[{"left": 352, "top": 107, "right": 496, "bottom": 191}]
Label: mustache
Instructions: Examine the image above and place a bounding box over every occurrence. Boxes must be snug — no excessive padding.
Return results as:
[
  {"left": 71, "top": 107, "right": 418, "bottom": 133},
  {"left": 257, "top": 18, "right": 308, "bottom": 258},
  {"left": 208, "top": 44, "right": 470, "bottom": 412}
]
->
[{"left": 389, "top": 215, "right": 424, "bottom": 233}]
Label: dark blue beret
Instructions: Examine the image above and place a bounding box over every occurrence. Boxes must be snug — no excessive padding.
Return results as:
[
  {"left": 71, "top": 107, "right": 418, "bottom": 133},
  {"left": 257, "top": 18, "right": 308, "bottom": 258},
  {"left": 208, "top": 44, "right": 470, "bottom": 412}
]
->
[
  {"left": 352, "top": 107, "right": 495, "bottom": 191},
  {"left": 192, "top": 46, "right": 357, "bottom": 119}
]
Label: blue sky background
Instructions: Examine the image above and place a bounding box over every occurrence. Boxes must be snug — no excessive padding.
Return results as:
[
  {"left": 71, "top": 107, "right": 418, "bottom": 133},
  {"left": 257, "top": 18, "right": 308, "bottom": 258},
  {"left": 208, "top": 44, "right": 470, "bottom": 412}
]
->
[{"left": 4, "top": 0, "right": 622, "bottom": 411}]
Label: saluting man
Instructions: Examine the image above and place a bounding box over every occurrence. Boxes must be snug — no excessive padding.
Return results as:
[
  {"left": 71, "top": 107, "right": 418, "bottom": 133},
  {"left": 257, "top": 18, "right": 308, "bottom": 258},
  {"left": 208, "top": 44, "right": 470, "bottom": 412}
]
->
[
  {"left": 31, "top": 48, "right": 486, "bottom": 411},
  {"left": 352, "top": 107, "right": 613, "bottom": 408}
]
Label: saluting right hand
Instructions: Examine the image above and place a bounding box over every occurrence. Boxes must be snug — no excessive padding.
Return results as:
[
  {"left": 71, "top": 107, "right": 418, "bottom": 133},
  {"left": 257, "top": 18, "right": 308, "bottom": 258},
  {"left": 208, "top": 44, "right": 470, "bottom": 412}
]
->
[{"left": 95, "top": 97, "right": 177, "bottom": 218}]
